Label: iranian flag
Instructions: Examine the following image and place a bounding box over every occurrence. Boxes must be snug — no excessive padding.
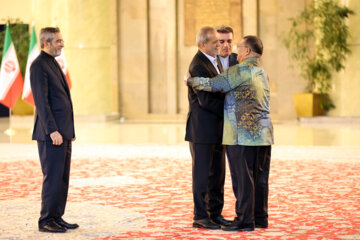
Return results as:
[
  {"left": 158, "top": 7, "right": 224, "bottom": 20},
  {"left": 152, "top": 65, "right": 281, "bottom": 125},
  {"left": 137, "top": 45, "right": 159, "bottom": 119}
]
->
[
  {"left": 56, "top": 50, "right": 72, "bottom": 89},
  {"left": 0, "top": 25, "right": 24, "bottom": 108},
  {"left": 22, "top": 26, "right": 39, "bottom": 106}
]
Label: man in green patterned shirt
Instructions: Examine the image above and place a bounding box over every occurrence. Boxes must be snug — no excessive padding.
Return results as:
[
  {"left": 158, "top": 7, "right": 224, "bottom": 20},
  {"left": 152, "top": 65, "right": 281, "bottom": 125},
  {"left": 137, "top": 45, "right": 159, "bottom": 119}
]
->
[{"left": 186, "top": 35, "right": 274, "bottom": 232}]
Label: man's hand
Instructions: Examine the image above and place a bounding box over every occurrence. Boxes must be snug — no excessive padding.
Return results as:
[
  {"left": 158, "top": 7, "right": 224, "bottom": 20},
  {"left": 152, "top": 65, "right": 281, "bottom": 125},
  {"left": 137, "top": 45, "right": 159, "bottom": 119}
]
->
[
  {"left": 72, "top": 137, "right": 76, "bottom": 142},
  {"left": 50, "top": 131, "right": 63, "bottom": 146},
  {"left": 184, "top": 72, "right": 191, "bottom": 86}
]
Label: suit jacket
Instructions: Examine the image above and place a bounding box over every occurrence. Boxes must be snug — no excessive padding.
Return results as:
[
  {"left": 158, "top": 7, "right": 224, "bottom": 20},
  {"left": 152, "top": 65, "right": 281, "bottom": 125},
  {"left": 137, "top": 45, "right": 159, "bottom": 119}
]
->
[
  {"left": 185, "top": 50, "right": 224, "bottom": 144},
  {"left": 229, "top": 52, "right": 238, "bottom": 67},
  {"left": 30, "top": 51, "right": 75, "bottom": 141}
]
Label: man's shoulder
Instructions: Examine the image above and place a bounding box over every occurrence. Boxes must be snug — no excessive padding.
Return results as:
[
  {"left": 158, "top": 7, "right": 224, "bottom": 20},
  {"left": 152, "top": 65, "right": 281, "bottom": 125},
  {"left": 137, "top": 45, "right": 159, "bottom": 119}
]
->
[
  {"left": 190, "top": 51, "right": 204, "bottom": 63},
  {"left": 31, "top": 53, "right": 47, "bottom": 67},
  {"left": 189, "top": 52, "right": 209, "bottom": 70},
  {"left": 229, "top": 52, "right": 238, "bottom": 66}
]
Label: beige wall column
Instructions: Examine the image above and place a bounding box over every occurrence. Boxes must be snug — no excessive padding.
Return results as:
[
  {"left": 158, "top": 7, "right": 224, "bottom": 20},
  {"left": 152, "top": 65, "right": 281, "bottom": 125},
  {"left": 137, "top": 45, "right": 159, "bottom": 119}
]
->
[
  {"left": 118, "top": 0, "right": 149, "bottom": 118},
  {"left": 166, "top": 0, "right": 178, "bottom": 115},
  {"left": 242, "top": 0, "right": 258, "bottom": 36},
  {"left": 148, "top": 0, "right": 178, "bottom": 114},
  {"left": 259, "top": 0, "right": 308, "bottom": 120},
  {"left": 110, "top": 0, "right": 119, "bottom": 115},
  {"left": 177, "top": 0, "right": 197, "bottom": 115},
  {"left": 331, "top": 0, "right": 360, "bottom": 117},
  {"left": 32, "top": 0, "right": 114, "bottom": 116}
]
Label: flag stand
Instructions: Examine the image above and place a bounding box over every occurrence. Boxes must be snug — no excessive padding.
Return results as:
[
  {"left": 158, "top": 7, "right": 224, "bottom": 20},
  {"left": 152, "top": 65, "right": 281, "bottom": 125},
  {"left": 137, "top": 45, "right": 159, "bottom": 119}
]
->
[{"left": 4, "top": 108, "right": 15, "bottom": 142}]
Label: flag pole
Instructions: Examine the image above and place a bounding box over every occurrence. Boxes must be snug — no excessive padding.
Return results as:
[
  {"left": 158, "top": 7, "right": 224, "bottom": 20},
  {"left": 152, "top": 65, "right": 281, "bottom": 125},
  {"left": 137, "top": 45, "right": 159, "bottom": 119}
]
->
[
  {"left": 4, "top": 22, "right": 12, "bottom": 142},
  {"left": 8, "top": 107, "right": 12, "bottom": 143}
]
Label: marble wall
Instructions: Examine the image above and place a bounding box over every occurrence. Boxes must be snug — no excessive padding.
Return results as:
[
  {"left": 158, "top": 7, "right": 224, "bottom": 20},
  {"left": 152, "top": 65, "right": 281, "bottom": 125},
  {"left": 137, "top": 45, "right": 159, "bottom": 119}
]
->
[
  {"left": 331, "top": 0, "right": 360, "bottom": 117},
  {"left": 0, "top": 0, "right": 359, "bottom": 119}
]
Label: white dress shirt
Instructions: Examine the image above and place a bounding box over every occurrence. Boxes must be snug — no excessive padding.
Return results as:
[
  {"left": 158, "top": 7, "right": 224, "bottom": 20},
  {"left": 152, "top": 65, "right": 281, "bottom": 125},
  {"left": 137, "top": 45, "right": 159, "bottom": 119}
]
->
[
  {"left": 200, "top": 50, "right": 220, "bottom": 74},
  {"left": 218, "top": 55, "right": 230, "bottom": 70}
]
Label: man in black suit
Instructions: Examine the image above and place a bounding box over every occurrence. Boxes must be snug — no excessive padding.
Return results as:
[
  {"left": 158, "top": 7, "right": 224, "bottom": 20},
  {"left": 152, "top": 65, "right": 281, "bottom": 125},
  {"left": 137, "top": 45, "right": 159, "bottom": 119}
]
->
[
  {"left": 185, "top": 26, "right": 231, "bottom": 229},
  {"left": 216, "top": 25, "right": 238, "bottom": 71},
  {"left": 30, "top": 27, "right": 78, "bottom": 233}
]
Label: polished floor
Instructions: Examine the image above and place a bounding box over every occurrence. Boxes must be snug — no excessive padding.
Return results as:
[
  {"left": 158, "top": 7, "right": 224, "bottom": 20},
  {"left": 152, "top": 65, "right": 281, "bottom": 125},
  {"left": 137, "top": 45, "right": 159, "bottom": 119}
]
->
[
  {"left": 0, "top": 116, "right": 360, "bottom": 239},
  {"left": 1, "top": 116, "right": 360, "bottom": 146}
]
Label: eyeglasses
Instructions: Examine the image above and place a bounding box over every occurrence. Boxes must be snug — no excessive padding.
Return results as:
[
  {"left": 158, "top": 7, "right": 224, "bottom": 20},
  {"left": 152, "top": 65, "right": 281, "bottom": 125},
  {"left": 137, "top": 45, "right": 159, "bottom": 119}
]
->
[
  {"left": 237, "top": 45, "right": 252, "bottom": 52},
  {"left": 54, "top": 39, "right": 64, "bottom": 44}
]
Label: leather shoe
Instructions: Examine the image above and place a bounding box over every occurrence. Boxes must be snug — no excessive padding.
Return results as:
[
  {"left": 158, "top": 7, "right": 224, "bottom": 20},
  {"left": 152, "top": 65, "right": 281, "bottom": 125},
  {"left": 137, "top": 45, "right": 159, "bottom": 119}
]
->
[
  {"left": 211, "top": 216, "right": 232, "bottom": 226},
  {"left": 55, "top": 218, "right": 79, "bottom": 229},
  {"left": 255, "top": 223, "right": 268, "bottom": 228},
  {"left": 255, "top": 219, "right": 268, "bottom": 228},
  {"left": 221, "top": 221, "right": 254, "bottom": 231},
  {"left": 39, "top": 220, "right": 67, "bottom": 233},
  {"left": 193, "top": 218, "right": 221, "bottom": 229}
]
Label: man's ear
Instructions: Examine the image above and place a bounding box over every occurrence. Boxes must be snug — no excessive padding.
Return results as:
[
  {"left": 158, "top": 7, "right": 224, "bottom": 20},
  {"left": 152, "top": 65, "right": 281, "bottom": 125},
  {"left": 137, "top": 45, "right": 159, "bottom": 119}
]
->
[{"left": 43, "top": 40, "right": 50, "bottom": 49}]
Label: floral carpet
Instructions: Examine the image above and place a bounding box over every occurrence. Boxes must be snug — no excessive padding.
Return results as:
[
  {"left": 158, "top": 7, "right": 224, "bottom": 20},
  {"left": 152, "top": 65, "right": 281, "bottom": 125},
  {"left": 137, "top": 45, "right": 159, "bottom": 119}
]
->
[{"left": 0, "top": 144, "right": 360, "bottom": 239}]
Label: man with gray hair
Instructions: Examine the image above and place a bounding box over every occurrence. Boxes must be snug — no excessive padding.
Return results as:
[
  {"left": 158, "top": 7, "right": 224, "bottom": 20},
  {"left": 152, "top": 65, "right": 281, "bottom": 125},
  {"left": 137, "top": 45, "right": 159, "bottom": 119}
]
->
[
  {"left": 31, "top": 27, "right": 77, "bottom": 233},
  {"left": 185, "top": 26, "right": 231, "bottom": 229},
  {"left": 186, "top": 35, "right": 273, "bottom": 231}
]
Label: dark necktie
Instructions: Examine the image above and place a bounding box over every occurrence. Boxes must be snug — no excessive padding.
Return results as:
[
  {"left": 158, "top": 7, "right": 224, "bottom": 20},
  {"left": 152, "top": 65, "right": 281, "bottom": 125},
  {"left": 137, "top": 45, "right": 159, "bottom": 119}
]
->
[{"left": 216, "top": 57, "right": 224, "bottom": 73}]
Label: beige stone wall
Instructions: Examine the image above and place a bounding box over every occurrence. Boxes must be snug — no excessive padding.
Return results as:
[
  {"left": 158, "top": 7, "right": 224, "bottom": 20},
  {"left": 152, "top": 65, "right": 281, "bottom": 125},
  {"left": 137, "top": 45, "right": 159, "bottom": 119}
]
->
[
  {"left": 331, "top": 0, "right": 360, "bottom": 117},
  {"left": 259, "top": 0, "right": 308, "bottom": 120},
  {"left": 1, "top": 0, "right": 359, "bottom": 119},
  {"left": 32, "top": 0, "right": 115, "bottom": 116},
  {"left": 1, "top": 0, "right": 116, "bottom": 116},
  {"left": 259, "top": 0, "right": 360, "bottom": 119},
  {"left": 118, "top": 0, "right": 149, "bottom": 118},
  {"left": 0, "top": 0, "right": 32, "bottom": 23},
  {"left": 118, "top": 0, "right": 193, "bottom": 118}
]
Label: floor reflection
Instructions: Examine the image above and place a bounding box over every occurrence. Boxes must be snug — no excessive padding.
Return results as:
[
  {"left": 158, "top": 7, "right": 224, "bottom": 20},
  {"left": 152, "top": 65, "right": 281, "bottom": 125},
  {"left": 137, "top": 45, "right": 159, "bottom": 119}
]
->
[{"left": 1, "top": 116, "right": 360, "bottom": 146}]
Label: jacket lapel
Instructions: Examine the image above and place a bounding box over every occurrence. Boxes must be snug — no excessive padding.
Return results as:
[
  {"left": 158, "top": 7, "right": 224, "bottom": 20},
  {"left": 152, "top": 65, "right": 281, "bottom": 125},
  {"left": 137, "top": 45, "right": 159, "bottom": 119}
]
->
[
  {"left": 229, "top": 53, "right": 238, "bottom": 67},
  {"left": 216, "top": 56, "right": 224, "bottom": 73},
  {"left": 49, "top": 58, "right": 71, "bottom": 98},
  {"left": 197, "top": 51, "right": 218, "bottom": 76}
]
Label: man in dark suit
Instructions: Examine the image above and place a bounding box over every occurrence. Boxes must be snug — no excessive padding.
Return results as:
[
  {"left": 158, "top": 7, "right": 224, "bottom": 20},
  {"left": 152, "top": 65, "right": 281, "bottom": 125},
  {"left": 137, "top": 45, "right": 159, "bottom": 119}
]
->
[
  {"left": 185, "top": 26, "right": 231, "bottom": 229},
  {"left": 216, "top": 25, "right": 238, "bottom": 71},
  {"left": 30, "top": 27, "right": 77, "bottom": 233}
]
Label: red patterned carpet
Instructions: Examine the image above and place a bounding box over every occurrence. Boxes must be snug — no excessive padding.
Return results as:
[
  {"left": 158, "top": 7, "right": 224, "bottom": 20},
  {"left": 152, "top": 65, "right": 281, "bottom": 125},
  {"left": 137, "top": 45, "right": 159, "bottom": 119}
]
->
[{"left": 0, "top": 144, "right": 360, "bottom": 239}]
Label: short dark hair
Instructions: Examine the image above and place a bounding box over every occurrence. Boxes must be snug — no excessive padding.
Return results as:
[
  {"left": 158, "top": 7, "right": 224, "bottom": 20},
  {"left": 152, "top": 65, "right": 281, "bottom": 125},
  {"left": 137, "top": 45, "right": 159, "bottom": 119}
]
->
[
  {"left": 216, "top": 25, "right": 234, "bottom": 35},
  {"left": 39, "top": 27, "right": 61, "bottom": 48},
  {"left": 243, "top": 35, "right": 263, "bottom": 55}
]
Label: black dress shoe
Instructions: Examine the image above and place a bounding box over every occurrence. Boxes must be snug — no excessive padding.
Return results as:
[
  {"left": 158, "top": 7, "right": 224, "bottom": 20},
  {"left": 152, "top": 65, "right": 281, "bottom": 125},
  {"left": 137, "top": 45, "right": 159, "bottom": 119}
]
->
[
  {"left": 255, "top": 219, "right": 268, "bottom": 228},
  {"left": 55, "top": 218, "right": 79, "bottom": 229},
  {"left": 39, "top": 220, "right": 67, "bottom": 233},
  {"left": 255, "top": 223, "right": 268, "bottom": 228},
  {"left": 221, "top": 221, "right": 254, "bottom": 232},
  {"left": 211, "top": 216, "right": 232, "bottom": 226},
  {"left": 193, "top": 218, "right": 221, "bottom": 229}
]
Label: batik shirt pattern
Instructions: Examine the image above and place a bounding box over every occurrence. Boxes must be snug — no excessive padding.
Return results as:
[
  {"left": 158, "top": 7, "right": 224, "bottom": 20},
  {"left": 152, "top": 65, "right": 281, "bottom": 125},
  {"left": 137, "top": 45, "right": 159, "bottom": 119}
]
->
[{"left": 190, "top": 57, "right": 274, "bottom": 146}]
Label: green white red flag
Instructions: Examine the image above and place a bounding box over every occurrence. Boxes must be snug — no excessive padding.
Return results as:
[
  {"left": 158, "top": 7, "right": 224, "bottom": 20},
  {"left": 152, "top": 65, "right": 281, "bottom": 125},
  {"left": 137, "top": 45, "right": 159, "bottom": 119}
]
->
[
  {"left": 56, "top": 50, "right": 72, "bottom": 89},
  {"left": 22, "top": 26, "right": 39, "bottom": 106},
  {"left": 0, "top": 25, "right": 24, "bottom": 108}
]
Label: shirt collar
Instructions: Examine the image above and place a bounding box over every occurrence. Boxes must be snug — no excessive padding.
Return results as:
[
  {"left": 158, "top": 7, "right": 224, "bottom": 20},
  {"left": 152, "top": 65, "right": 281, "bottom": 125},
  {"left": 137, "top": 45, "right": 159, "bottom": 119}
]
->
[
  {"left": 218, "top": 55, "right": 229, "bottom": 61},
  {"left": 41, "top": 50, "right": 55, "bottom": 59},
  {"left": 241, "top": 57, "right": 260, "bottom": 66},
  {"left": 200, "top": 50, "right": 217, "bottom": 63}
]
